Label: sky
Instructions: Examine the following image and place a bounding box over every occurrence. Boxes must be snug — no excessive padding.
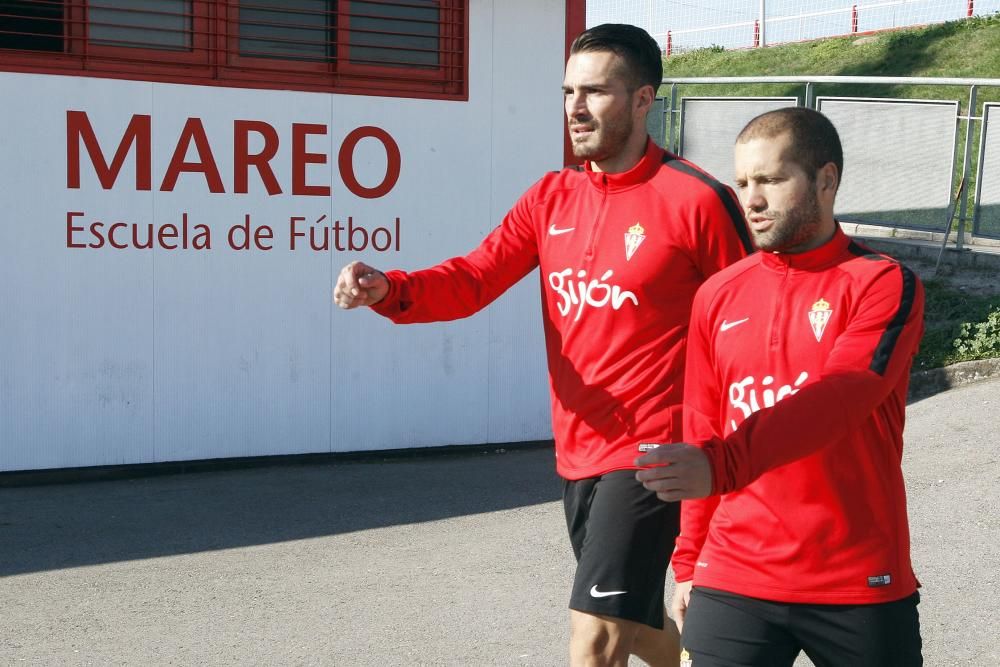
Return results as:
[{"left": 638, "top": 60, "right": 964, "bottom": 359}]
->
[{"left": 586, "top": 0, "right": 1000, "bottom": 51}]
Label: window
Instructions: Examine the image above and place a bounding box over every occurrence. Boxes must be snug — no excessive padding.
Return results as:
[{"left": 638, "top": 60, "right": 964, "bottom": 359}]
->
[
  {"left": 0, "top": 1, "right": 64, "bottom": 51},
  {"left": 89, "top": 0, "right": 191, "bottom": 51},
  {"left": 347, "top": 0, "right": 441, "bottom": 69},
  {"left": 0, "top": 0, "right": 468, "bottom": 99},
  {"left": 239, "top": 1, "right": 334, "bottom": 62}
]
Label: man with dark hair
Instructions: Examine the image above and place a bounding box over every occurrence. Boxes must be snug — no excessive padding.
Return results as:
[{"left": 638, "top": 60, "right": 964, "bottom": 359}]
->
[
  {"left": 335, "top": 23, "right": 752, "bottom": 666},
  {"left": 569, "top": 22, "right": 664, "bottom": 93},
  {"left": 636, "top": 107, "right": 924, "bottom": 666}
]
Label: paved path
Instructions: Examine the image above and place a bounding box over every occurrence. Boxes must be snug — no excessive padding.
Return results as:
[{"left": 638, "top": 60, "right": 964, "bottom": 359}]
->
[{"left": 2, "top": 379, "right": 999, "bottom": 665}]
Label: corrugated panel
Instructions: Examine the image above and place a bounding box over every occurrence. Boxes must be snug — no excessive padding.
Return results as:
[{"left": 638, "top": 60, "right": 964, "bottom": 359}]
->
[
  {"left": 975, "top": 103, "right": 1000, "bottom": 239},
  {"left": 818, "top": 97, "right": 958, "bottom": 231},
  {"left": 679, "top": 97, "right": 799, "bottom": 187}
]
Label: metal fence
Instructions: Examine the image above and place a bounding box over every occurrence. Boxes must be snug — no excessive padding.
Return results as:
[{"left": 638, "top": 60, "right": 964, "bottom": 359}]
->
[
  {"left": 975, "top": 103, "right": 1000, "bottom": 238},
  {"left": 659, "top": 76, "right": 1000, "bottom": 243}
]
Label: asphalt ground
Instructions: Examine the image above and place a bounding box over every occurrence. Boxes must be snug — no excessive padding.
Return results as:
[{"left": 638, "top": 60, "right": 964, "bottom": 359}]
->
[{"left": 1, "top": 378, "right": 999, "bottom": 666}]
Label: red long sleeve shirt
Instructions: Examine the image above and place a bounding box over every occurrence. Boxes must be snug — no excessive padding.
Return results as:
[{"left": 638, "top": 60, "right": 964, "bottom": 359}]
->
[
  {"left": 371, "top": 140, "right": 752, "bottom": 479},
  {"left": 673, "top": 227, "right": 924, "bottom": 604}
]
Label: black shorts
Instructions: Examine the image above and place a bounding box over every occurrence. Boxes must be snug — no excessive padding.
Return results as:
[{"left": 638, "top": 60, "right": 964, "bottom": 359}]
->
[
  {"left": 681, "top": 586, "right": 922, "bottom": 667},
  {"left": 563, "top": 470, "right": 681, "bottom": 629}
]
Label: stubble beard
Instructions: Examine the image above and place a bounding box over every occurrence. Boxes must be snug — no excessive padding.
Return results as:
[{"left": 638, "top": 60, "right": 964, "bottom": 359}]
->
[
  {"left": 571, "top": 112, "right": 634, "bottom": 162},
  {"left": 752, "top": 185, "right": 823, "bottom": 253}
]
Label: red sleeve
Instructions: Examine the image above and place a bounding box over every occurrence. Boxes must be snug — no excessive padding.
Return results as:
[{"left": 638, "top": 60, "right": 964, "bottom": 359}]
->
[
  {"left": 693, "top": 182, "right": 754, "bottom": 280},
  {"left": 672, "top": 283, "right": 722, "bottom": 583},
  {"left": 370, "top": 191, "right": 540, "bottom": 324},
  {"left": 703, "top": 262, "right": 925, "bottom": 495}
]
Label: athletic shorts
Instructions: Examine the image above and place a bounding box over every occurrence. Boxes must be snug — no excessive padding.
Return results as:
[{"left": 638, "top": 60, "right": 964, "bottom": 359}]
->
[
  {"left": 681, "top": 586, "right": 922, "bottom": 666},
  {"left": 563, "top": 469, "right": 681, "bottom": 629}
]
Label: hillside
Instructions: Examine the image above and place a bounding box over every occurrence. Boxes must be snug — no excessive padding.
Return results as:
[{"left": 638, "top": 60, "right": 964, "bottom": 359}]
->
[{"left": 659, "top": 13, "right": 1000, "bottom": 102}]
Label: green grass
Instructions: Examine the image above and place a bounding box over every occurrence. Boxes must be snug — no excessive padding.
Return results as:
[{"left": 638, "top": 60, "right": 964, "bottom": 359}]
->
[
  {"left": 660, "top": 14, "right": 1000, "bottom": 98},
  {"left": 660, "top": 15, "right": 1000, "bottom": 113},
  {"left": 917, "top": 279, "right": 1000, "bottom": 370}
]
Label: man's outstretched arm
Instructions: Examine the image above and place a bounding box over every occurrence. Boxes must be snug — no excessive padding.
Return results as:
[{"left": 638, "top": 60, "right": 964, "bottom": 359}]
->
[{"left": 332, "top": 188, "right": 542, "bottom": 324}]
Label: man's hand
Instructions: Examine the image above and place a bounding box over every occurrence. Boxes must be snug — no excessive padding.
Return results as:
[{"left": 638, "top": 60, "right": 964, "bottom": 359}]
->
[
  {"left": 634, "top": 443, "right": 713, "bottom": 501},
  {"left": 671, "top": 580, "right": 693, "bottom": 634},
  {"left": 334, "top": 261, "right": 389, "bottom": 309}
]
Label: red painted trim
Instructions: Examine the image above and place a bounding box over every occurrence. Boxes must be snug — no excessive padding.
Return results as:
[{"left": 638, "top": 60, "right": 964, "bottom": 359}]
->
[
  {"left": 462, "top": 0, "right": 470, "bottom": 99},
  {"left": 563, "top": 0, "right": 586, "bottom": 167},
  {"left": 0, "top": 62, "right": 466, "bottom": 101},
  {"left": 0, "top": 0, "right": 470, "bottom": 102}
]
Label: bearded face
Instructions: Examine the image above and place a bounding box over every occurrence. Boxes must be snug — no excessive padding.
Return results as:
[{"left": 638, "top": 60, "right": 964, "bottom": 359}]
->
[
  {"left": 734, "top": 133, "right": 834, "bottom": 255},
  {"left": 567, "top": 92, "right": 634, "bottom": 162},
  {"left": 749, "top": 181, "right": 823, "bottom": 253},
  {"left": 563, "top": 51, "right": 641, "bottom": 166}
]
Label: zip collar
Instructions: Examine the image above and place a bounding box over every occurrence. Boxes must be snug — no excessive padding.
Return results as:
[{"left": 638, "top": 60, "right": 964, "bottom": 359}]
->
[
  {"left": 759, "top": 225, "right": 851, "bottom": 272},
  {"left": 583, "top": 138, "right": 663, "bottom": 191}
]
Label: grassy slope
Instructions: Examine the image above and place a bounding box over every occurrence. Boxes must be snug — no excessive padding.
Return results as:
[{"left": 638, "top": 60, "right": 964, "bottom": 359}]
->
[
  {"left": 659, "top": 14, "right": 1000, "bottom": 103},
  {"left": 660, "top": 16, "right": 1000, "bottom": 369}
]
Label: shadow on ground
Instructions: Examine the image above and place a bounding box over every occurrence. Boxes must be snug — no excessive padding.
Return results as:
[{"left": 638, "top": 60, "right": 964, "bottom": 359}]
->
[{"left": 0, "top": 446, "right": 561, "bottom": 577}]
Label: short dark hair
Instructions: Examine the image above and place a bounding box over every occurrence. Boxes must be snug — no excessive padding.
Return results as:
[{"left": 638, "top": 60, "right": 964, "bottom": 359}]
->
[
  {"left": 737, "top": 107, "right": 844, "bottom": 187},
  {"left": 569, "top": 23, "right": 663, "bottom": 92}
]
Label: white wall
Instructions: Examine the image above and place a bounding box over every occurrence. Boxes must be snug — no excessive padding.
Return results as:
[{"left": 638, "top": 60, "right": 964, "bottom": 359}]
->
[{"left": 0, "top": 0, "right": 563, "bottom": 471}]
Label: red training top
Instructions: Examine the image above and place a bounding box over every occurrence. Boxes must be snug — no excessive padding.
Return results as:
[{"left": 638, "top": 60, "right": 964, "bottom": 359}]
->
[
  {"left": 673, "top": 227, "right": 924, "bottom": 604},
  {"left": 371, "top": 139, "right": 752, "bottom": 479}
]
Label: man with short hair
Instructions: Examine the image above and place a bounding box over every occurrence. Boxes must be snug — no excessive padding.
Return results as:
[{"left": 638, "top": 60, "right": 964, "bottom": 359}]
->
[
  {"left": 637, "top": 107, "right": 924, "bottom": 666},
  {"left": 335, "top": 24, "right": 752, "bottom": 666}
]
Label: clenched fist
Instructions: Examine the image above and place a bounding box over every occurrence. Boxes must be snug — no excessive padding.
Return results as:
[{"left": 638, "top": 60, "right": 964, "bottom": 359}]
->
[{"left": 334, "top": 261, "right": 389, "bottom": 309}]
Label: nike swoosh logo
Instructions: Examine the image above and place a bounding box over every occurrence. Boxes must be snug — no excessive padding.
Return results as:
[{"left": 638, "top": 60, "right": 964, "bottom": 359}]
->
[
  {"left": 590, "top": 585, "right": 627, "bottom": 598},
  {"left": 720, "top": 317, "right": 750, "bottom": 332},
  {"left": 548, "top": 224, "right": 575, "bottom": 236}
]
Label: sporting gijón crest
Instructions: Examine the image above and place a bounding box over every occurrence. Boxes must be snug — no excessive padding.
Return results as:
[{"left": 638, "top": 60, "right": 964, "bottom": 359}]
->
[
  {"left": 808, "top": 298, "right": 833, "bottom": 342},
  {"left": 624, "top": 222, "right": 645, "bottom": 261}
]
